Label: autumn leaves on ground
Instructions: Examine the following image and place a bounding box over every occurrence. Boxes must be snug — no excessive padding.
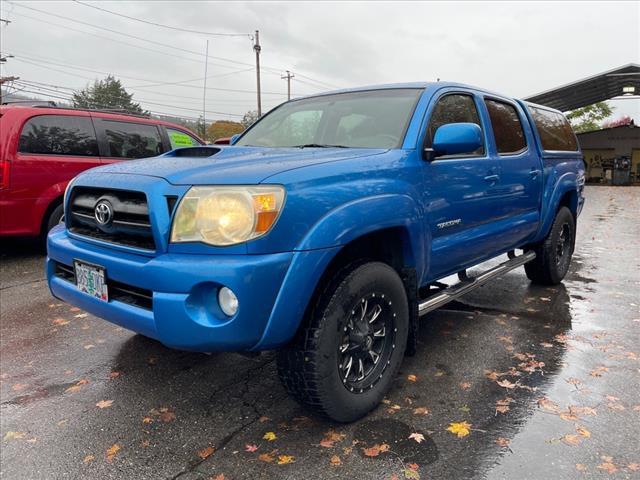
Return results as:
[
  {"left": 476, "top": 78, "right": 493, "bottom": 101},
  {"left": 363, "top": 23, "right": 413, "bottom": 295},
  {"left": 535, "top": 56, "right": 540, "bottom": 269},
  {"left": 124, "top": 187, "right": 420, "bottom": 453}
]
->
[{"left": 1, "top": 186, "right": 639, "bottom": 480}]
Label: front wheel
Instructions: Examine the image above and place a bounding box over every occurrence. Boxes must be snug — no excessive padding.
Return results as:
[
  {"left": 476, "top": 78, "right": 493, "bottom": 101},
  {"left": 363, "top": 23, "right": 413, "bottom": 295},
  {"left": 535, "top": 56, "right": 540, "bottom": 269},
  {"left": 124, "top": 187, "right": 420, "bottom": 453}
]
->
[
  {"left": 277, "top": 261, "right": 409, "bottom": 422},
  {"left": 525, "top": 206, "right": 575, "bottom": 285}
]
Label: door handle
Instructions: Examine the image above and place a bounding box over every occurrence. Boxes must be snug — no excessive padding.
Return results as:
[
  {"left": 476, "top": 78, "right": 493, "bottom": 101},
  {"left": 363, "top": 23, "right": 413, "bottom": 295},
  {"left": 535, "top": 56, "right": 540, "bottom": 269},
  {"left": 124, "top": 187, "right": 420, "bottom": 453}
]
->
[
  {"left": 484, "top": 174, "right": 500, "bottom": 183},
  {"left": 529, "top": 169, "right": 541, "bottom": 178}
]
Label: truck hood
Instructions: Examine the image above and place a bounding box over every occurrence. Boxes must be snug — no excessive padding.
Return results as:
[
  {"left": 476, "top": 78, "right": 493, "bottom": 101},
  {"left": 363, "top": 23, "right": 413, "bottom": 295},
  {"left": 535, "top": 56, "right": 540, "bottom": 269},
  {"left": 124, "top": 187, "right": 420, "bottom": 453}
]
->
[{"left": 94, "top": 146, "right": 387, "bottom": 185}]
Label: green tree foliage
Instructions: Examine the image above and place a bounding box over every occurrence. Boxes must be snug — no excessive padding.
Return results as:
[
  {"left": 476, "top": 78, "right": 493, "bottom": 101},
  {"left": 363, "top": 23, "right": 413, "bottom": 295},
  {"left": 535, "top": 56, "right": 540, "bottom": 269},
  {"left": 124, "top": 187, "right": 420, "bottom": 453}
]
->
[
  {"left": 241, "top": 110, "right": 260, "bottom": 128},
  {"left": 566, "top": 102, "right": 613, "bottom": 133},
  {"left": 207, "top": 120, "right": 245, "bottom": 141},
  {"left": 72, "top": 76, "right": 146, "bottom": 115}
]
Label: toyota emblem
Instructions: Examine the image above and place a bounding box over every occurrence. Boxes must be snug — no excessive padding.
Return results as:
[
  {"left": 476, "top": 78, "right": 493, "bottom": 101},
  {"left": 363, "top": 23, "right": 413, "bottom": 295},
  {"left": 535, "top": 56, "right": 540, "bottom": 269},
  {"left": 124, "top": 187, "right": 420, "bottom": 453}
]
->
[{"left": 94, "top": 200, "right": 114, "bottom": 226}]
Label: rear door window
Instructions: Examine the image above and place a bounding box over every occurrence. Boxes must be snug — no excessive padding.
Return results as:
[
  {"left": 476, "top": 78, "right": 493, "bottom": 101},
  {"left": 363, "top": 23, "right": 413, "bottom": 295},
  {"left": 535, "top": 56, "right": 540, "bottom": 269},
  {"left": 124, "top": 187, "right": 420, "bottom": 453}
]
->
[
  {"left": 102, "top": 120, "right": 163, "bottom": 159},
  {"left": 485, "top": 99, "right": 527, "bottom": 154},
  {"left": 19, "top": 115, "right": 99, "bottom": 156},
  {"left": 529, "top": 107, "right": 578, "bottom": 151},
  {"left": 426, "top": 94, "right": 484, "bottom": 156},
  {"left": 167, "top": 128, "right": 202, "bottom": 149}
]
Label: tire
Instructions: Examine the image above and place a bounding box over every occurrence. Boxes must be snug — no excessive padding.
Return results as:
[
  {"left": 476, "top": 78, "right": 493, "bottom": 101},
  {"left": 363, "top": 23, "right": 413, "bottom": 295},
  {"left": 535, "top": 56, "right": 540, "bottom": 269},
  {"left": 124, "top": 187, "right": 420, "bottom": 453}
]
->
[
  {"left": 277, "top": 261, "right": 409, "bottom": 422},
  {"left": 45, "top": 204, "right": 65, "bottom": 233},
  {"left": 524, "top": 206, "right": 575, "bottom": 285}
]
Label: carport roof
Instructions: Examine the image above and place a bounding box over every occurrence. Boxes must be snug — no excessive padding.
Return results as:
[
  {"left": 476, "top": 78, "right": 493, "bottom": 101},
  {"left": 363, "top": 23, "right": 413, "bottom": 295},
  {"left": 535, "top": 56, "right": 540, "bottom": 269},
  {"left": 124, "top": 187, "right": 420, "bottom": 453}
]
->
[{"left": 523, "top": 63, "right": 640, "bottom": 112}]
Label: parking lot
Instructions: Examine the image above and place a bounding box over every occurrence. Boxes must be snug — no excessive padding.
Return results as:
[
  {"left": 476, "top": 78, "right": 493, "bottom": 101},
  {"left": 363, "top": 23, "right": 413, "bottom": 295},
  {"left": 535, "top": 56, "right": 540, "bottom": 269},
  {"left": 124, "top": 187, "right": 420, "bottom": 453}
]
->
[{"left": 1, "top": 186, "right": 638, "bottom": 479}]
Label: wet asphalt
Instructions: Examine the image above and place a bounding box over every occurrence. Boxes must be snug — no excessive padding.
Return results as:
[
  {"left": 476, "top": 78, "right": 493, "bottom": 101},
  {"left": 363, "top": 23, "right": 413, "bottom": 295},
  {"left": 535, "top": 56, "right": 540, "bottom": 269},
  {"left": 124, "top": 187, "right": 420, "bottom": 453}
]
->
[{"left": 0, "top": 185, "right": 639, "bottom": 480}]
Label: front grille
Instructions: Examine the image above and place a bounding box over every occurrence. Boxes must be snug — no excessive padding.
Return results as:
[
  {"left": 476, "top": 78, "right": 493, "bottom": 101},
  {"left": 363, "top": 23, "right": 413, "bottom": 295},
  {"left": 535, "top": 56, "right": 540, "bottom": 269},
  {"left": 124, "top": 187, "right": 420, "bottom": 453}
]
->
[
  {"left": 53, "top": 261, "right": 153, "bottom": 310},
  {"left": 68, "top": 187, "right": 155, "bottom": 251}
]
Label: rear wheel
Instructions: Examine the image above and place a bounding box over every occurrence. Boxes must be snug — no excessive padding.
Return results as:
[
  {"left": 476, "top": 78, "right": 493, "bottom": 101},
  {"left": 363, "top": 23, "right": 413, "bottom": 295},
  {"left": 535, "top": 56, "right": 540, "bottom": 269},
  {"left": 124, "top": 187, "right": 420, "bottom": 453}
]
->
[
  {"left": 277, "top": 261, "right": 409, "bottom": 422},
  {"left": 525, "top": 206, "right": 575, "bottom": 285}
]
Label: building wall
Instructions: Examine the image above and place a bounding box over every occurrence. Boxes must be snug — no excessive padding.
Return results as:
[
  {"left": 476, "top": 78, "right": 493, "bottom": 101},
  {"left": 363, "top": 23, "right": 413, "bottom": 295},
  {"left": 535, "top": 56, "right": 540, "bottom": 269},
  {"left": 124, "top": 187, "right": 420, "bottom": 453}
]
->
[{"left": 577, "top": 126, "right": 640, "bottom": 182}]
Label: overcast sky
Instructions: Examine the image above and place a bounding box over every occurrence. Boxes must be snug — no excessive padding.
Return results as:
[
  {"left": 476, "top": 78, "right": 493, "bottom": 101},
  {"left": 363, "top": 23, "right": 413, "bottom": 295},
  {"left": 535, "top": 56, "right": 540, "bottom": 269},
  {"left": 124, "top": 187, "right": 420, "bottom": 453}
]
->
[{"left": 1, "top": 0, "right": 638, "bottom": 122}]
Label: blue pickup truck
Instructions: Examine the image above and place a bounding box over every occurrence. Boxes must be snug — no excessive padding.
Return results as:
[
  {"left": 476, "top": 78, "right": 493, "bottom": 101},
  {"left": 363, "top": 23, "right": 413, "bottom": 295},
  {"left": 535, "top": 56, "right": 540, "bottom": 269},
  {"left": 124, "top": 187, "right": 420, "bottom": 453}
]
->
[{"left": 46, "top": 82, "right": 584, "bottom": 422}]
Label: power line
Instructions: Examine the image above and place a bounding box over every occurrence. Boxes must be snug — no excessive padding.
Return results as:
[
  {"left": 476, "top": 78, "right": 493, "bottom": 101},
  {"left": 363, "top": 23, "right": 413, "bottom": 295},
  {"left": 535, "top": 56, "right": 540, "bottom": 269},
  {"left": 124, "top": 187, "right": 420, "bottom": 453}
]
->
[
  {"left": 72, "top": 0, "right": 251, "bottom": 37},
  {"left": 10, "top": 54, "right": 297, "bottom": 96}
]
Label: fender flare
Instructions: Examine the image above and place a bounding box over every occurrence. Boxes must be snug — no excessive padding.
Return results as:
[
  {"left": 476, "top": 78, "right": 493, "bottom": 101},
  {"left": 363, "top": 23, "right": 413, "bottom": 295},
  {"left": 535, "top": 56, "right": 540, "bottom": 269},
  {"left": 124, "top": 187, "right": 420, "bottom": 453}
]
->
[
  {"left": 536, "top": 170, "right": 578, "bottom": 241},
  {"left": 252, "top": 194, "right": 425, "bottom": 350}
]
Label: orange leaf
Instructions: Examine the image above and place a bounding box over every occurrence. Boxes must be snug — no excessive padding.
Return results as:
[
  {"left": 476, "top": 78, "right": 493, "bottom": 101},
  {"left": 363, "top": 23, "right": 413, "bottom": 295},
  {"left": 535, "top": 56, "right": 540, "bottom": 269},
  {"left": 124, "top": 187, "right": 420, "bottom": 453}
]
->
[
  {"left": 197, "top": 446, "right": 215, "bottom": 460},
  {"left": 597, "top": 461, "right": 618, "bottom": 474},
  {"left": 277, "top": 455, "right": 294, "bottom": 465},
  {"left": 496, "top": 379, "right": 516, "bottom": 389},
  {"left": 561, "top": 434, "right": 581, "bottom": 446},
  {"left": 407, "top": 374, "right": 417, "bottom": 382},
  {"left": 330, "top": 455, "right": 341, "bottom": 466},
  {"left": 83, "top": 455, "right": 95, "bottom": 464},
  {"left": 106, "top": 444, "right": 120, "bottom": 462},
  {"left": 96, "top": 400, "right": 114, "bottom": 409},
  {"left": 576, "top": 426, "right": 591, "bottom": 438},
  {"left": 413, "top": 407, "right": 430, "bottom": 415},
  {"left": 258, "top": 453, "right": 274, "bottom": 463}
]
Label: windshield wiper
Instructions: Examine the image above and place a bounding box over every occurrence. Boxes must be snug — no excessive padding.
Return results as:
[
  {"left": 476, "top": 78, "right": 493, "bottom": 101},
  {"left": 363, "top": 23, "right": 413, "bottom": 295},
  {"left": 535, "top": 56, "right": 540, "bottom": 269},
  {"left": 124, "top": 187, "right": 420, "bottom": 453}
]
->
[{"left": 292, "top": 143, "right": 349, "bottom": 149}]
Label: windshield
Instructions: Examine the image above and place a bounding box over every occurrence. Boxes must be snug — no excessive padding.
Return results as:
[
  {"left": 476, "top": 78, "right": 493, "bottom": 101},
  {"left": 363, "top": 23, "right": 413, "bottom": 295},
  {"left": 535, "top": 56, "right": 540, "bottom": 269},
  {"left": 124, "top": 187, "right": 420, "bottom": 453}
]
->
[{"left": 236, "top": 88, "right": 423, "bottom": 149}]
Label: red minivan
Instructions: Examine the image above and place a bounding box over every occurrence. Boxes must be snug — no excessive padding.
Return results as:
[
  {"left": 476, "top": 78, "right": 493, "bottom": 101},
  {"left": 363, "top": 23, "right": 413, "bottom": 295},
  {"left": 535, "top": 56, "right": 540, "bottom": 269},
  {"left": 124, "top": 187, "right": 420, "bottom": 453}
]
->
[{"left": 0, "top": 105, "right": 204, "bottom": 238}]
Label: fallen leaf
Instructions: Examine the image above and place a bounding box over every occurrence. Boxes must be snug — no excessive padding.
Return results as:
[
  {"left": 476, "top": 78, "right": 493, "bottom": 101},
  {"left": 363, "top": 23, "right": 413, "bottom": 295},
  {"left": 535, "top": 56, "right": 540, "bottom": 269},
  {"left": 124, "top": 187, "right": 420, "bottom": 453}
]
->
[
  {"left": 459, "top": 382, "right": 471, "bottom": 390},
  {"left": 258, "top": 453, "right": 274, "bottom": 463},
  {"left": 408, "top": 433, "right": 425, "bottom": 443},
  {"left": 597, "top": 460, "right": 618, "bottom": 474},
  {"left": 83, "top": 454, "right": 95, "bottom": 464},
  {"left": 211, "top": 475, "right": 225, "bottom": 480},
  {"left": 258, "top": 416, "right": 270, "bottom": 423},
  {"left": 142, "top": 416, "right": 153, "bottom": 424},
  {"left": 561, "top": 434, "right": 581, "bottom": 446},
  {"left": 403, "top": 467, "right": 420, "bottom": 479},
  {"left": 75, "top": 313, "right": 88, "bottom": 318},
  {"left": 575, "top": 463, "right": 586, "bottom": 471},
  {"left": 363, "top": 443, "right": 390, "bottom": 457},
  {"left": 84, "top": 344, "right": 95, "bottom": 350},
  {"left": 627, "top": 463, "right": 639, "bottom": 471},
  {"left": 407, "top": 374, "right": 417, "bottom": 382},
  {"left": 11, "top": 384, "right": 28, "bottom": 391},
  {"left": 159, "top": 408, "right": 176, "bottom": 422},
  {"left": 52, "top": 318, "right": 70, "bottom": 326},
  {"left": 106, "top": 444, "right": 120, "bottom": 462},
  {"left": 496, "top": 379, "right": 517, "bottom": 389},
  {"left": 65, "top": 379, "right": 89, "bottom": 393},
  {"left": 576, "top": 426, "right": 591, "bottom": 438},
  {"left": 320, "top": 429, "right": 346, "bottom": 448},
  {"left": 330, "top": 455, "right": 342, "bottom": 466},
  {"left": 537, "top": 397, "right": 560, "bottom": 413},
  {"left": 3, "top": 431, "right": 26, "bottom": 441},
  {"left": 413, "top": 407, "right": 430, "bottom": 416},
  {"left": 263, "top": 431, "right": 277, "bottom": 441},
  {"left": 447, "top": 421, "right": 471, "bottom": 438},
  {"left": 96, "top": 400, "right": 114, "bottom": 409},
  {"left": 277, "top": 455, "right": 295, "bottom": 465},
  {"left": 245, "top": 444, "right": 258, "bottom": 452},
  {"left": 590, "top": 366, "right": 609, "bottom": 377},
  {"left": 495, "top": 437, "right": 510, "bottom": 447},
  {"left": 108, "top": 371, "right": 122, "bottom": 379},
  {"left": 197, "top": 446, "right": 215, "bottom": 460}
]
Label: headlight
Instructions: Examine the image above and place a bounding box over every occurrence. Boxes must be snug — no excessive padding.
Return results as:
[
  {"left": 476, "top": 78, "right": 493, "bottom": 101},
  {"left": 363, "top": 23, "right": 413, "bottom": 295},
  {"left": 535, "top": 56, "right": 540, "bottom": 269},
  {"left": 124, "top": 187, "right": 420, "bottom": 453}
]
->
[{"left": 170, "top": 186, "right": 285, "bottom": 246}]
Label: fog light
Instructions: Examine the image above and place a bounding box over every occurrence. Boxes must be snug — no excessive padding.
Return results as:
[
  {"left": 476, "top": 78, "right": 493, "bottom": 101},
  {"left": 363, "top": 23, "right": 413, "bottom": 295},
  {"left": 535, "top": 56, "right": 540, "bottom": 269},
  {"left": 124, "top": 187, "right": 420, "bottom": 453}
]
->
[{"left": 218, "top": 287, "right": 239, "bottom": 316}]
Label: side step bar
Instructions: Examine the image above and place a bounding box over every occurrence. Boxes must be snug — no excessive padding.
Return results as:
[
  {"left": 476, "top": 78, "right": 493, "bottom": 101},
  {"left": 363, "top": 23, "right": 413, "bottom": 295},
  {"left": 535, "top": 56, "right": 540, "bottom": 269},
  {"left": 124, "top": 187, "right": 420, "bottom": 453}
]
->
[{"left": 418, "top": 250, "right": 536, "bottom": 316}]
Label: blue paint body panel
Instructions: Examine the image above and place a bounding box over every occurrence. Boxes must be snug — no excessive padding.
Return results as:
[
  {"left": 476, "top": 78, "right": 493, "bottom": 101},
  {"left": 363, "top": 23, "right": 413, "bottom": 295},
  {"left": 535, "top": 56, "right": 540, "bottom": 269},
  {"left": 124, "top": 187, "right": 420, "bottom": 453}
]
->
[{"left": 46, "top": 82, "right": 585, "bottom": 352}]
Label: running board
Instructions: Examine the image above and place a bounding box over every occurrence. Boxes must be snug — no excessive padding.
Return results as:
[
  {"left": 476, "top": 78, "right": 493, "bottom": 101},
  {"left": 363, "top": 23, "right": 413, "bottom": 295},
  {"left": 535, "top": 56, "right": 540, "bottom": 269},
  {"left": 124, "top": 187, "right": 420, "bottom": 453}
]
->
[{"left": 418, "top": 250, "right": 536, "bottom": 316}]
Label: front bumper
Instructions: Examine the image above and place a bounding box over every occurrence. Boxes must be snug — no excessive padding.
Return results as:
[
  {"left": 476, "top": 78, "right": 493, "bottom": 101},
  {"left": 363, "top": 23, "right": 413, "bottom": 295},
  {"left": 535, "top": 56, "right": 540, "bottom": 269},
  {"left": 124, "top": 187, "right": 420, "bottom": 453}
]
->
[{"left": 46, "top": 226, "right": 293, "bottom": 351}]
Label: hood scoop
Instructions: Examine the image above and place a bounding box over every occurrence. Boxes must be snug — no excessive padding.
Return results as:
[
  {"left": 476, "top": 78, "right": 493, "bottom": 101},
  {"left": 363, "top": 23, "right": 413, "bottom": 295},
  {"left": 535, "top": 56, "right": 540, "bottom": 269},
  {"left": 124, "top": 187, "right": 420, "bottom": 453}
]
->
[{"left": 168, "top": 146, "right": 221, "bottom": 157}]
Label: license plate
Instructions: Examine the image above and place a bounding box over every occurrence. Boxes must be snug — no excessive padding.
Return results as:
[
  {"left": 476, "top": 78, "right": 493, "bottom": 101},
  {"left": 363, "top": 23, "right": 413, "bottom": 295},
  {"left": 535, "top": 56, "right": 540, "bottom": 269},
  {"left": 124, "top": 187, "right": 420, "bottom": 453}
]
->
[{"left": 74, "top": 260, "right": 108, "bottom": 302}]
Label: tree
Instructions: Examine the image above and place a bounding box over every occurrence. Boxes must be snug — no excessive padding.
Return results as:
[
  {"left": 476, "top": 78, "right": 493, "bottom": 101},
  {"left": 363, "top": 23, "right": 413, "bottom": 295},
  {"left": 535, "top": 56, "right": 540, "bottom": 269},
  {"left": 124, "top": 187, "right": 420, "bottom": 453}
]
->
[
  {"left": 72, "top": 76, "right": 146, "bottom": 115},
  {"left": 206, "top": 120, "right": 245, "bottom": 141},
  {"left": 241, "top": 110, "right": 260, "bottom": 128},
  {"left": 566, "top": 102, "right": 613, "bottom": 133}
]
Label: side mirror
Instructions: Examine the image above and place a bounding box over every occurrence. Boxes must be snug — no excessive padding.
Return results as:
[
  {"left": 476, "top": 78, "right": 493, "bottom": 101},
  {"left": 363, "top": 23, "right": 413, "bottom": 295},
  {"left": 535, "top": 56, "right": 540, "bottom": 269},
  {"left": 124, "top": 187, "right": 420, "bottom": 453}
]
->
[
  {"left": 426, "top": 123, "right": 482, "bottom": 160},
  {"left": 230, "top": 133, "right": 242, "bottom": 145}
]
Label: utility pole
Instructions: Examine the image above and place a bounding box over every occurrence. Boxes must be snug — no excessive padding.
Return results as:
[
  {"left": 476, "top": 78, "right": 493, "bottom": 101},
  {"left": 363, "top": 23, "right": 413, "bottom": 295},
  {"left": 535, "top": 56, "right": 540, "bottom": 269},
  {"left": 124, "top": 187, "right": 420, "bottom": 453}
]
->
[
  {"left": 281, "top": 70, "right": 294, "bottom": 101},
  {"left": 0, "top": 76, "right": 19, "bottom": 104},
  {"left": 253, "top": 30, "right": 261, "bottom": 117},
  {"left": 202, "top": 39, "right": 209, "bottom": 140}
]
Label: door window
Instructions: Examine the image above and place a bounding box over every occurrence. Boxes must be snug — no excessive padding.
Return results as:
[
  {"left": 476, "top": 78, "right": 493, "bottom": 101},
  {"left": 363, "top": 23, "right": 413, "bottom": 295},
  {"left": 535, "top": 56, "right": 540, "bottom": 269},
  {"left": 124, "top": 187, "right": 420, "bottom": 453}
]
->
[
  {"left": 167, "top": 128, "right": 202, "bottom": 149},
  {"left": 426, "top": 94, "right": 484, "bottom": 156},
  {"left": 529, "top": 107, "right": 578, "bottom": 151},
  {"left": 102, "top": 121, "right": 163, "bottom": 159},
  {"left": 485, "top": 99, "right": 527, "bottom": 154},
  {"left": 19, "top": 115, "right": 99, "bottom": 156}
]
